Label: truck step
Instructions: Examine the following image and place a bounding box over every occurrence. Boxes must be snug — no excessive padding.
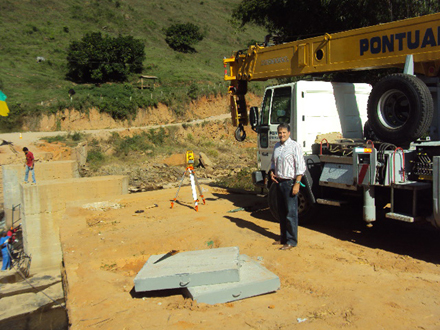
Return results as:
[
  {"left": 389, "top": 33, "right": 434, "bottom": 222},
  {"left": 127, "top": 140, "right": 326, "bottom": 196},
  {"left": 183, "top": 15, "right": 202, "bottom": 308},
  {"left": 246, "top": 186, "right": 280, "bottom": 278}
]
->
[
  {"left": 316, "top": 198, "right": 347, "bottom": 207},
  {"left": 385, "top": 212, "right": 418, "bottom": 223}
]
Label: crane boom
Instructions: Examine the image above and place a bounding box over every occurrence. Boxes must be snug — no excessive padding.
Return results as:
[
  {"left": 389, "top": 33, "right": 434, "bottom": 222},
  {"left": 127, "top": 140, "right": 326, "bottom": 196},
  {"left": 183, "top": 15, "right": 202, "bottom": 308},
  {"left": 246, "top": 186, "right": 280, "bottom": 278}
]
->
[{"left": 224, "top": 13, "right": 440, "bottom": 129}]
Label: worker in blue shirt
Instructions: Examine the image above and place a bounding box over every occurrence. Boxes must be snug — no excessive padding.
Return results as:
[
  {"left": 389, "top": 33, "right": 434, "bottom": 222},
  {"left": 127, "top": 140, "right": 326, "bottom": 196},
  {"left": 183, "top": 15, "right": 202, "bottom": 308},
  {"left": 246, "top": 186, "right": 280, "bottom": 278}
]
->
[{"left": 1, "top": 231, "right": 11, "bottom": 271}]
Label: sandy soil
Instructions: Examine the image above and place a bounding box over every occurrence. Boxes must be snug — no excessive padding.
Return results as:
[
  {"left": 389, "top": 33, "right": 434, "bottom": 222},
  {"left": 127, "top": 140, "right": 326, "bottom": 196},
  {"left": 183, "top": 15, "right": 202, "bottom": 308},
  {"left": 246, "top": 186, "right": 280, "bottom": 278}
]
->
[
  {"left": 59, "top": 186, "right": 440, "bottom": 330},
  {"left": 2, "top": 96, "right": 440, "bottom": 329}
]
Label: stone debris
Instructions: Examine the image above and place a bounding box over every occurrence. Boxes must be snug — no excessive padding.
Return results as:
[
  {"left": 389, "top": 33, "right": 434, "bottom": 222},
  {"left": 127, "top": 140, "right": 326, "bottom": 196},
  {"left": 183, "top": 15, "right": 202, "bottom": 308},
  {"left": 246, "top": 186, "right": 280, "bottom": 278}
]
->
[
  {"left": 82, "top": 201, "right": 123, "bottom": 211},
  {"left": 199, "top": 152, "right": 214, "bottom": 168}
]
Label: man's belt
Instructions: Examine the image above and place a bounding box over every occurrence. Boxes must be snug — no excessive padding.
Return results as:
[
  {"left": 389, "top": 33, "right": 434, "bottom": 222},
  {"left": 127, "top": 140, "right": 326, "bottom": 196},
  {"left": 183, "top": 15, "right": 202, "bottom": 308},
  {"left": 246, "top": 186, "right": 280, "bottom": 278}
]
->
[{"left": 277, "top": 178, "right": 293, "bottom": 182}]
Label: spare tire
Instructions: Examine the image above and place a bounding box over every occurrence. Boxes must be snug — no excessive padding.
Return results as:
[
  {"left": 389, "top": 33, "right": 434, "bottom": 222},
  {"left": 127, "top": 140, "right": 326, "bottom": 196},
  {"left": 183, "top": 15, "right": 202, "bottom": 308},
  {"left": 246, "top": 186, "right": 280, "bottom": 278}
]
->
[{"left": 367, "top": 74, "right": 433, "bottom": 146}]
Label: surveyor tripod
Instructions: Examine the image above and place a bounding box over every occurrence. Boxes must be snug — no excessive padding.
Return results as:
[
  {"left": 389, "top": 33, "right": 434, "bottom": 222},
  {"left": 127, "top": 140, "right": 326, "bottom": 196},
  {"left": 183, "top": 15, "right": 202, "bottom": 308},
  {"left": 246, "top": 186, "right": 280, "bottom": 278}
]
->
[{"left": 170, "top": 151, "right": 206, "bottom": 211}]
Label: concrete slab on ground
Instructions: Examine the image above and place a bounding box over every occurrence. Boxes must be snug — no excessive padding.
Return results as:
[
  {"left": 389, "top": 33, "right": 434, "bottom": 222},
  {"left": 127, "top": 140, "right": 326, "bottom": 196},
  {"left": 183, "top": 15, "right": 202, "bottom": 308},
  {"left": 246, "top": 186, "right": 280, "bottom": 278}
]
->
[
  {"left": 134, "top": 247, "right": 240, "bottom": 292},
  {"left": 186, "top": 254, "right": 280, "bottom": 305}
]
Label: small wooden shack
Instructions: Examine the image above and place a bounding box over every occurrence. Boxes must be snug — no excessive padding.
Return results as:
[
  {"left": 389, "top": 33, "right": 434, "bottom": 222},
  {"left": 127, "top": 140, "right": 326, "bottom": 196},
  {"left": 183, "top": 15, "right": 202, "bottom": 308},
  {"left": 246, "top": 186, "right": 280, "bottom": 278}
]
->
[{"left": 139, "top": 75, "right": 158, "bottom": 90}]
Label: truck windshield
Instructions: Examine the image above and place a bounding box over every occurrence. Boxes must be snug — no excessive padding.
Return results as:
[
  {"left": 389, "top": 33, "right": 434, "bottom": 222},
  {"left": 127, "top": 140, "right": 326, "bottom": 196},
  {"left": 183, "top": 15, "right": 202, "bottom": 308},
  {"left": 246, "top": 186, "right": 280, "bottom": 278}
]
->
[{"left": 270, "top": 87, "right": 291, "bottom": 124}]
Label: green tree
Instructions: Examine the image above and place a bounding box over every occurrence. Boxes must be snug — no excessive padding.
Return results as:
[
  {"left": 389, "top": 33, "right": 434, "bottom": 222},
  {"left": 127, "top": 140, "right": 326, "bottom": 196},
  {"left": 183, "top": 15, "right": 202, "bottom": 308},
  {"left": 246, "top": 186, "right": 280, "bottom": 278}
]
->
[
  {"left": 232, "top": 0, "right": 440, "bottom": 41},
  {"left": 67, "top": 32, "right": 145, "bottom": 83},
  {"left": 164, "top": 23, "right": 204, "bottom": 53}
]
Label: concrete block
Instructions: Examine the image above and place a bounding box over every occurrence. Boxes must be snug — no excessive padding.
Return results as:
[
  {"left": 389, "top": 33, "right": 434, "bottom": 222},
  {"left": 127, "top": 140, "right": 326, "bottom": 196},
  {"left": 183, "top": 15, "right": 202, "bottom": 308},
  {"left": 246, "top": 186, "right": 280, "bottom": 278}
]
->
[
  {"left": 23, "top": 213, "right": 64, "bottom": 273},
  {"left": 20, "top": 175, "right": 128, "bottom": 272},
  {"left": 134, "top": 247, "right": 240, "bottom": 292},
  {"left": 36, "top": 152, "right": 54, "bottom": 161},
  {"left": 186, "top": 255, "right": 280, "bottom": 305},
  {"left": 21, "top": 175, "right": 129, "bottom": 216}
]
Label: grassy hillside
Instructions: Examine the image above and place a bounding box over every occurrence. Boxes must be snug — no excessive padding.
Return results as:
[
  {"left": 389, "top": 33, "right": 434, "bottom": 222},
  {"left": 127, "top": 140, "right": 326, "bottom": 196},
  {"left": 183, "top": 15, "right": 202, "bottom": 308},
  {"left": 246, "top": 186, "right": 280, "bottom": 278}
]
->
[{"left": 0, "top": 0, "right": 267, "bottom": 130}]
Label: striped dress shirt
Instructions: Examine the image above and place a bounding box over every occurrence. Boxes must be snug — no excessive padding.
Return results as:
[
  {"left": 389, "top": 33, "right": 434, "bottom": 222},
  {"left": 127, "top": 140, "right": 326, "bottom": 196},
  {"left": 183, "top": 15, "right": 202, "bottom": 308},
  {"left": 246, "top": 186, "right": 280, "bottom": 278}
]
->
[{"left": 270, "top": 137, "right": 306, "bottom": 179}]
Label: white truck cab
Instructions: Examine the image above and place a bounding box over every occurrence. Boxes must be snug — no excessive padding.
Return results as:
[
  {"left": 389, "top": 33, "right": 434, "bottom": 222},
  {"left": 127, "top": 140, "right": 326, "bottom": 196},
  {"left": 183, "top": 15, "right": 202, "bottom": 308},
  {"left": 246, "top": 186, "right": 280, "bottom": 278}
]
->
[{"left": 252, "top": 81, "right": 372, "bottom": 175}]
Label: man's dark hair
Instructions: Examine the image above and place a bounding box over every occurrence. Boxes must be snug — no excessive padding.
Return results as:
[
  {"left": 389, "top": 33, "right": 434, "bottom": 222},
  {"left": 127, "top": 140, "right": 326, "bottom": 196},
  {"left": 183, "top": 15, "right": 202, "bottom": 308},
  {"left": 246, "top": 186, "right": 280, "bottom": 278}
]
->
[
  {"left": 23, "top": 147, "right": 28, "bottom": 152},
  {"left": 277, "top": 123, "right": 290, "bottom": 132}
]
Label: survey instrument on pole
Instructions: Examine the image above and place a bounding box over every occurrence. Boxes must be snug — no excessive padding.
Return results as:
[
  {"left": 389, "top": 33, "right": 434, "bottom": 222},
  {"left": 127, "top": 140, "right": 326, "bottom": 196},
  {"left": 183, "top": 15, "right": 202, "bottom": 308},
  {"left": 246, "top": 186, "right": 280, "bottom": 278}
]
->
[{"left": 171, "top": 151, "right": 206, "bottom": 211}]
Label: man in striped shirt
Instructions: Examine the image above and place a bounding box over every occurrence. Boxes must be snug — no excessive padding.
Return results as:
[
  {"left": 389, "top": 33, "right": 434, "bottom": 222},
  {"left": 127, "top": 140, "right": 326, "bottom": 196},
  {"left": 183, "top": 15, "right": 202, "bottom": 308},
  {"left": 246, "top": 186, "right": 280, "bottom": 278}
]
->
[{"left": 270, "top": 123, "right": 306, "bottom": 250}]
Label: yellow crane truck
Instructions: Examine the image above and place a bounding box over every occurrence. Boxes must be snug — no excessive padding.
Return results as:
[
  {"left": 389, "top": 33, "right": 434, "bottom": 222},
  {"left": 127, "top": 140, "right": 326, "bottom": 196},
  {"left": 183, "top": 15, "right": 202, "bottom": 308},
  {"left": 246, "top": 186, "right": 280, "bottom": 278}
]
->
[{"left": 223, "top": 12, "right": 440, "bottom": 228}]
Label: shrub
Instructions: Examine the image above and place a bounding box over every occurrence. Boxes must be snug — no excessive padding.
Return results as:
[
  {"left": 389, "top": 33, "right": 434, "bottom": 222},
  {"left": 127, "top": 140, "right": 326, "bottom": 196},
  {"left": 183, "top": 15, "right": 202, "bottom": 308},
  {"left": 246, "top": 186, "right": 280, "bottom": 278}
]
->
[
  {"left": 67, "top": 32, "right": 146, "bottom": 83},
  {"left": 71, "top": 131, "right": 82, "bottom": 141},
  {"left": 87, "top": 149, "right": 106, "bottom": 170},
  {"left": 40, "top": 132, "right": 85, "bottom": 146},
  {"left": 164, "top": 23, "right": 204, "bottom": 53},
  {"left": 109, "top": 131, "right": 161, "bottom": 157},
  {"left": 187, "top": 82, "right": 199, "bottom": 100},
  {"left": 147, "top": 127, "right": 166, "bottom": 145},
  {"left": 44, "top": 135, "right": 66, "bottom": 143},
  {"left": 87, "top": 149, "right": 105, "bottom": 162},
  {"left": 215, "top": 168, "right": 257, "bottom": 191}
]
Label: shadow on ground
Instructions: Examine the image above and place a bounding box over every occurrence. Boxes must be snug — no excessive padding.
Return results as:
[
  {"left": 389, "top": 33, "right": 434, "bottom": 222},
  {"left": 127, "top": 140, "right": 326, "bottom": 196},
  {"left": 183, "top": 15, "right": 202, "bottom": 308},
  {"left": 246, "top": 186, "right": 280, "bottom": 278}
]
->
[
  {"left": 303, "top": 205, "right": 440, "bottom": 265},
  {"left": 213, "top": 189, "right": 440, "bottom": 265}
]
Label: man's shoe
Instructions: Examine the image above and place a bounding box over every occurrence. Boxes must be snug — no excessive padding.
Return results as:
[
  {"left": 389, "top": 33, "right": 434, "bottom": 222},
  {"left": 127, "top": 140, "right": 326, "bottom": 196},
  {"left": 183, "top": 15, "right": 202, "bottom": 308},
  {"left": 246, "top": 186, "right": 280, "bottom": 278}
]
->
[
  {"left": 279, "top": 244, "right": 295, "bottom": 250},
  {"left": 272, "top": 240, "right": 282, "bottom": 245}
]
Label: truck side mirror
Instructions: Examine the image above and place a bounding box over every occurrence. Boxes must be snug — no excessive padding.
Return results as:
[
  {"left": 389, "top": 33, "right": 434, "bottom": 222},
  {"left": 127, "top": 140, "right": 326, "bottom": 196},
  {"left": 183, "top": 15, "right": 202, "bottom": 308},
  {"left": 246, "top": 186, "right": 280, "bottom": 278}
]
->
[{"left": 249, "top": 107, "right": 259, "bottom": 132}]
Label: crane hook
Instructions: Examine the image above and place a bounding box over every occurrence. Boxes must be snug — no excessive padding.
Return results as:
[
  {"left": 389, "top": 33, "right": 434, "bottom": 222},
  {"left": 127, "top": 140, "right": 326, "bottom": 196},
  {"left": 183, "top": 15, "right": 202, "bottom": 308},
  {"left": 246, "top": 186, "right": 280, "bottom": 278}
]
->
[{"left": 234, "top": 124, "right": 246, "bottom": 142}]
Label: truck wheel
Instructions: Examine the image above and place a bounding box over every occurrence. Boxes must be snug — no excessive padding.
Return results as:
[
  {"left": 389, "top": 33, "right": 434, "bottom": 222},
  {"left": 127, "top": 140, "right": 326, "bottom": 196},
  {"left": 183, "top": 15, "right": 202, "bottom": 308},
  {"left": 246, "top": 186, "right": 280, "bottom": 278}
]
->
[
  {"left": 297, "top": 190, "right": 316, "bottom": 223},
  {"left": 367, "top": 73, "right": 433, "bottom": 146},
  {"left": 268, "top": 183, "right": 316, "bottom": 225}
]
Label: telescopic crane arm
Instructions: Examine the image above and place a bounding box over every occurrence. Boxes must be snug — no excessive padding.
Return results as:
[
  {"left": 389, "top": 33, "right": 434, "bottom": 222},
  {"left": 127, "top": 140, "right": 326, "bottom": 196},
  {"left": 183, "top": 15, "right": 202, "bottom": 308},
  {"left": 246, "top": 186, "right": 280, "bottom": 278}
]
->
[{"left": 223, "top": 12, "right": 440, "bottom": 133}]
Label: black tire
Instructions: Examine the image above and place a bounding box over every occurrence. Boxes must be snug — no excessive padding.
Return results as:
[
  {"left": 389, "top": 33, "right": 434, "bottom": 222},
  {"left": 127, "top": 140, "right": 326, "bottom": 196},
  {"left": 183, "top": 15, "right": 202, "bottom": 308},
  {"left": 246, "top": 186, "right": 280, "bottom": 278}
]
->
[
  {"left": 268, "top": 183, "right": 316, "bottom": 225},
  {"left": 367, "top": 74, "right": 433, "bottom": 146}
]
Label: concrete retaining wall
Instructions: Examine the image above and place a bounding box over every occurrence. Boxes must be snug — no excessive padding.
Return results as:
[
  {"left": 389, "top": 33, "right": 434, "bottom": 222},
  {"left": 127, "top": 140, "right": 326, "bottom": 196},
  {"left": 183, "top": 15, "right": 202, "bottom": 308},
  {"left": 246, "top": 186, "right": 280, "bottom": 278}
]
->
[
  {"left": 2, "top": 161, "right": 80, "bottom": 228},
  {"left": 21, "top": 176, "right": 128, "bottom": 216},
  {"left": 21, "top": 175, "right": 128, "bottom": 272}
]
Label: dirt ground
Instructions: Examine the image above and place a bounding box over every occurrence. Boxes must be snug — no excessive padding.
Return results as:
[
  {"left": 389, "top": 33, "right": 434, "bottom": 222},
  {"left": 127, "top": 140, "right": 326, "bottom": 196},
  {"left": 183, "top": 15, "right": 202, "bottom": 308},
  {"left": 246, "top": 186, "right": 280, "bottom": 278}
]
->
[
  {"left": 1, "top": 96, "right": 440, "bottom": 329},
  {"left": 59, "top": 187, "right": 440, "bottom": 330}
]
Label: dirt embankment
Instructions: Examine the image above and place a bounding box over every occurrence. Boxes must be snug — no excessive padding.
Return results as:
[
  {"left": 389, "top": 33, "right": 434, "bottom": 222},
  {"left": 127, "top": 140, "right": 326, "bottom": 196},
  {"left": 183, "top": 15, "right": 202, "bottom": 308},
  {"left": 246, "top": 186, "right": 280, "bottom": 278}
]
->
[{"left": 20, "top": 94, "right": 263, "bottom": 132}]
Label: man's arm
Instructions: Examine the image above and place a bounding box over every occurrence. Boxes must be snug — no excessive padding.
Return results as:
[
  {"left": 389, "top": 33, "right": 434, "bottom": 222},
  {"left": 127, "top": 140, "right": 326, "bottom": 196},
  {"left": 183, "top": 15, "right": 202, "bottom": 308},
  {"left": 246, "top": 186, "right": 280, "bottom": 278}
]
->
[
  {"left": 270, "top": 144, "right": 279, "bottom": 183},
  {"left": 292, "top": 142, "right": 306, "bottom": 195},
  {"left": 291, "top": 175, "right": 303, "bottom": 196}
]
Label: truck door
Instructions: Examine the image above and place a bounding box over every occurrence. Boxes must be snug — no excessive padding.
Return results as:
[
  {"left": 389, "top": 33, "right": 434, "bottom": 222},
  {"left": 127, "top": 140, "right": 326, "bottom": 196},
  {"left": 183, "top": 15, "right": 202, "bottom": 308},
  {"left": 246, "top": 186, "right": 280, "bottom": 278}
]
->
[
  {"left": 257, "top": 89, "right": 271, "bottom": 172},
  {"left": 258, "top": 86, "right": 293, "bottom": 172}
]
